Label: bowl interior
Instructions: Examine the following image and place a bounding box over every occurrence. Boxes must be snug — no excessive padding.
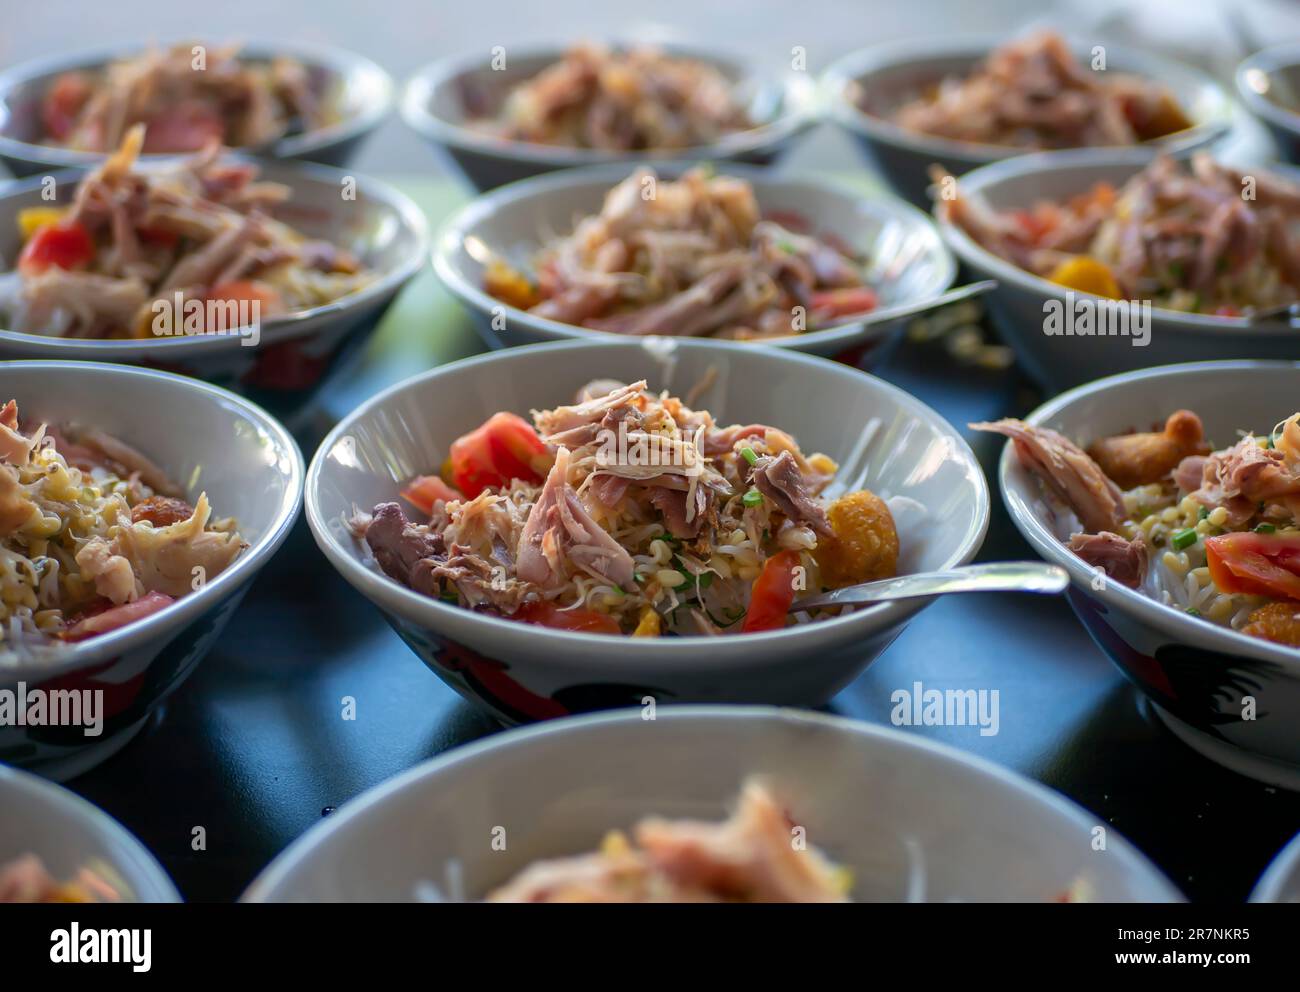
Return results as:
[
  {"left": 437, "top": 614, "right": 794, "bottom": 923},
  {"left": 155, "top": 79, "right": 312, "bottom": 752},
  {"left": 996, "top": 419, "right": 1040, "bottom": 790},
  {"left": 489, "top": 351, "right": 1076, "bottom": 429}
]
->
[
  {"left": 0, "top": 42, "right": 382, "bottom": 152},
  {"left": 1002, "top": 361, "right": 1300, "bottom": 660},
  {"left": 839, "top": 39, "right": 1230, "bottom": 153},
  {"left": 312, "top": 340, "right": 986, "bottom": 617},
  {"left": 0, "top": 159, "right": 416, "bottom": 278},
  {"left": 244, "top": 708, "right": 1179, "bottom": 902},
  {"left": 428, "top": 48, "right": 797, "bottom": 139},
  {"left": 439, "top": 166, "right": 953, "bottom": 333},
  {"left": 0, "top": 766, "right": 177, "bottom": 901},
  {"left": 0, "top": 362, "right": 297, "bottom": 557}
]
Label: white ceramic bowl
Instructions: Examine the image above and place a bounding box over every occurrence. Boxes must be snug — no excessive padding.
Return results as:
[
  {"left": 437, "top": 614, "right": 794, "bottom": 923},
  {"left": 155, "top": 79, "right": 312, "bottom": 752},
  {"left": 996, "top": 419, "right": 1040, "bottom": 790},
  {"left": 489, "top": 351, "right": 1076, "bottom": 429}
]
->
[
  {"left": 0, "top": 159, "right": 427, "bottom": 416},
  {"left": 0, "top": 39, "right": 393, "bottom": 176},
  {"left": 402, "top": 42, "right": 818, "bottom": 191},
  {"left": 936, "top": 148, "right": 1299, "bottom": 391},
  {"left": 1237, "top": 44, "right": 1300, "bottom": 165},
  {"left": 0, "top": 362, "right": 303, "bottom": 779},
  {"left": 242, "top": 706, "right": 1182, "bottom": 902},
  {"left": 433, "top": 162, "right": 956, "bottom": 363},
  {"left": 305, "top": 339, "right": 988, "bottom": 723},
  {"left": 1251, "top": 830, "right": 1300, "bottom": 902},
  {"left": 0, "top": 764, "right": 179, "bottom": 901},
  {"left": 825, "top": 34, "right": 1234, "bottom": 209},
  {"left": 995, "top": 360, "right": 1300, "bottom": 787}
]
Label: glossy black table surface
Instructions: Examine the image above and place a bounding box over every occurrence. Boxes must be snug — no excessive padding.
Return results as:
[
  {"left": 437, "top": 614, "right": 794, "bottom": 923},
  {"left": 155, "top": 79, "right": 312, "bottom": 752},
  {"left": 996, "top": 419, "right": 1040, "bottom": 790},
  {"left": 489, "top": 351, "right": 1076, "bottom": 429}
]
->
[{"left": 66, "top": 181, "right": 1300, "bottom": 904}]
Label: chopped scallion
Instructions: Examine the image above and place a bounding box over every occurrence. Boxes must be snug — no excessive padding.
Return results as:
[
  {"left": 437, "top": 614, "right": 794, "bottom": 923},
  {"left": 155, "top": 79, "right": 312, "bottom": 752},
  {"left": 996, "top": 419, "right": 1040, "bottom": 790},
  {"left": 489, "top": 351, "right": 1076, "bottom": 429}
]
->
[
  {"left": 1171, "top": 527, "right": 1198, "bottom": 551},
  {"left": 742, "top": 488, "right": 763, "bottom": 507},
  {"left": 740, "top": 446, "right": 758, "bottom": 466},
  {"left": 1255, "top": 522, "right": 1277, "bottom": 534}
]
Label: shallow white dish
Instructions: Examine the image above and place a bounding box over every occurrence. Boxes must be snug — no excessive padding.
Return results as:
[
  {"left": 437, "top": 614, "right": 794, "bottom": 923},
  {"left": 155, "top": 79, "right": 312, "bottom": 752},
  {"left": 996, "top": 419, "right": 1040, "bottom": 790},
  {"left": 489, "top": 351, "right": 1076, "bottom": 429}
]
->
[
  {"left": 305, "top": 339, "right": 988, "bottom": 722},
  {"left": 1251, "top": 830, "right": 1300, "bottom": 902},
  {"left": 242, "top": 706, "right": 1182, "bottom": 902}
]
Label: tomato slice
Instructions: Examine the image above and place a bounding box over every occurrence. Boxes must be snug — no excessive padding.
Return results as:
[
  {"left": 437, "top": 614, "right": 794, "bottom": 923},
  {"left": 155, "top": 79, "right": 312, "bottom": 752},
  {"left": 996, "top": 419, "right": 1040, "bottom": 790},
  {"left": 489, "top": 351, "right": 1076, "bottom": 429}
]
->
[
  {"left": 62, "top": 591, "right": 175, "bottom": 642},
  {"left": 18, "top": 221, "right": 94, "bottom": 273},
  {"left": 513, "top": 601, "right": 621, "bottom": 635},
  {"left": 449, "top": 412, "right": 547, "bottom": 499},
  {"left": 809, "top": 287, "right": 879, "bottom": 319},
  {"left": 400, "top": 474, "right": 461, "bottom": 515},
  {"left": 42, "top": 73, "right": 91, "bottom": 141},
  {"left": 1205, "top": 532, "right": 1300, "bottom": 601},
  {"left": 742, "top": 549, "right": 802, "bottom": 633}
]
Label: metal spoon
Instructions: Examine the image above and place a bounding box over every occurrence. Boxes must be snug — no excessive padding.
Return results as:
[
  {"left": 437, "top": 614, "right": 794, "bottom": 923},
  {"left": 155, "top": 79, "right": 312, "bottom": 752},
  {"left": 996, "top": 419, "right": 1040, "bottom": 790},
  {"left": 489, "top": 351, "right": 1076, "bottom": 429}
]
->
[{"left": 789, "top": 560, "right": 1069, "bottom": 613}]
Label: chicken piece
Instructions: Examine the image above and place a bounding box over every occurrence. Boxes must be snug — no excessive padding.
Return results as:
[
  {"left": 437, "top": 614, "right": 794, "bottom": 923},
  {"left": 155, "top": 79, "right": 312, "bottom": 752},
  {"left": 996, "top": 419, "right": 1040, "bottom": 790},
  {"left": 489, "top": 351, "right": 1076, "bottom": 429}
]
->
[
  {"left": 1085, "top": 410, "right": 1209, "bottom": 489},
  {"left": 112, "top": 492, "right": 243, "bottom": 596},
  {"left": 635, "top": 781, "right": 849, "bottom": 903},
  {"left": 813, "top": 489, "right": 898, "bottom": 587},
  {"left": 971, "top": 418, "right": 1126, "bottom": 533},
  {"left": 1243, "top": 602, "right": 1300, "bottom": 646},
  {"left": 75, "top": 536, "right": 141, "bottom": 604},
  {"left": 749, "top": 450, "right": 832, "bottom": 536},
  {"left": 1067, "top": 531, "right": 1147, "bottom": 589},
  {"left": 516, "top": 447, "right": 635, "bottom": 590}
]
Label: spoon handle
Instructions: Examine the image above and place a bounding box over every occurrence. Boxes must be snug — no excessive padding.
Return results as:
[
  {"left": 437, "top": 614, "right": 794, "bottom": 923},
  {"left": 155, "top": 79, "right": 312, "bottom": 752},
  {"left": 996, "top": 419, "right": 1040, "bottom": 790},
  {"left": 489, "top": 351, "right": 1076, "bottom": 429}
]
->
[{"left": 789, "top": 561, "right": 1069, "bottom": 612}]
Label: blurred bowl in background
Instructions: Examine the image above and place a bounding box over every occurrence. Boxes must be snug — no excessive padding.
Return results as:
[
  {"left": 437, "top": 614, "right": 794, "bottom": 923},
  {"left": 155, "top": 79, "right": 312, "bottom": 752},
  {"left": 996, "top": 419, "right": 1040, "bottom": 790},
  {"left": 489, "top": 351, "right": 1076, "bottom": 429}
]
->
[
  {"left": 0, "top": 39, "right": 393, "bottom": 176},
  {"left": 401, "top": 42, "right": 818, "bottom": 191},
  {"left": 0, "top": 159, "right": 427, "bottom": 417},
  {"left": 935, "top": 147, "right": 1298, "bottom": 390},
  {"left": 1237, "top": 43, "right": 1300, "bottom": 164},
  {"left": 825, "top": 35, "right": 1234, "bottom": 209},
  {"left": 433, "top": 161, "right": 955, "bottom": 363}
]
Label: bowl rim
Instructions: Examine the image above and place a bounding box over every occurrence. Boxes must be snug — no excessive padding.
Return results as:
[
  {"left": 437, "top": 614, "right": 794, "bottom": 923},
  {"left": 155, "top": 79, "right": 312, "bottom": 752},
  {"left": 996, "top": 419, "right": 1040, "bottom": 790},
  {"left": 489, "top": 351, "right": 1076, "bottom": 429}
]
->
[
  {"left": 996, "top": 358, "right": 1300, "bottom": 673},
  {"left": 822, "top": 32, "right": 1234, "bottom": 165},
  {"left": 0, "top": 360, "right": 305, "bottom": 683},
  {"left": 934, "top": 145, "right": 1300, "bottom": 337},
  {"left": 0, "top": 763, "right": 182, "bottom": 902},
  {"left": 0, "top": 157, "right": 429, "bottom": 356},
  {"left": 0, "top": 37, "right": 395, "bottom": 168},
  {"left": 304, "top": 337, "right": 990, "bottom": 658},
  {"left": 240, "top": 704, "right": 1184, "bottom": 903},
  {"left": 430, "top": 159, "right": 958, "bottom": 352},
  {"left": 399, "top": 39, "right": 819, "bottom": 167},
  {"left": 1236, "top": 43, "right": 1300, "bottom": 136},
  {"left": 1249, "top": 827, "right": 1300, "bottom": 902}
]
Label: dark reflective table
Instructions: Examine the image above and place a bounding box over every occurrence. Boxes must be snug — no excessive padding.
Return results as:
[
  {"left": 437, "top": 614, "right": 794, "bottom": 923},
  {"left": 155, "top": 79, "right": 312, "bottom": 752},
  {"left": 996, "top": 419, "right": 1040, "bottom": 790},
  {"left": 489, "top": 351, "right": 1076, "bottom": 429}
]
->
[{"left": 68, "top": 181, "right": 1300, "bottom": 903}]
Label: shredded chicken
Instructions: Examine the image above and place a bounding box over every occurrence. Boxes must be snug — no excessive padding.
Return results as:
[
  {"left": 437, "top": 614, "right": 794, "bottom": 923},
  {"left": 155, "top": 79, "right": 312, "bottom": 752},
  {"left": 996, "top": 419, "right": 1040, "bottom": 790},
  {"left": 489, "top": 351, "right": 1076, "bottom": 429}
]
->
[
  {"left": 892, "top": 31, "right": 1191, "bottom": 149},
  {"left": 40, "top": 42, "right": 327, "bottom": 153},
  {"left": 468, "top": 43, "right": 752, "bottom": 151},
  {"left": 485, "top": 168, "right": 880, "bottom": 340},
  {"left": 487, "top": 780, "right": 850, "bottom": 903}
]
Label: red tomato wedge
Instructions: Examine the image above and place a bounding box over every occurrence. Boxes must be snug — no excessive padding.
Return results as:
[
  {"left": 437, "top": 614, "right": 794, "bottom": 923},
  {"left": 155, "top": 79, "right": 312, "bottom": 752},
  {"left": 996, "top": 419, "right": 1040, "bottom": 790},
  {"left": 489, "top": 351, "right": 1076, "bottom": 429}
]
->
[
  {"left": 18, "top": 221, "right": 94, "bottom": 273},
  {"left": 742, "top": 549, "right": 802, "bottom": 633},
  {"left": 42, "top": 73, "right": 91, "bottom": 141},
  {"left": 400, "top": 474, "right": 462, "bottom": 515},
  {"left": 1205, "top": 532, "right": 1300, "bottom": 601},
  {"left": 63, "top": 591, "right": 175, "bottom": 642},
  {"left": 809, "top": 287, "right": 879, "bottom": 319},
  {"left": 141, "top": 103, "right": 225, "bottom": 153},
  {"left": 513, "top": 601, "right": 621, "bottom": 635},
  {"left": 449, "top": 412, "right": 547, "bottom": 499}
]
